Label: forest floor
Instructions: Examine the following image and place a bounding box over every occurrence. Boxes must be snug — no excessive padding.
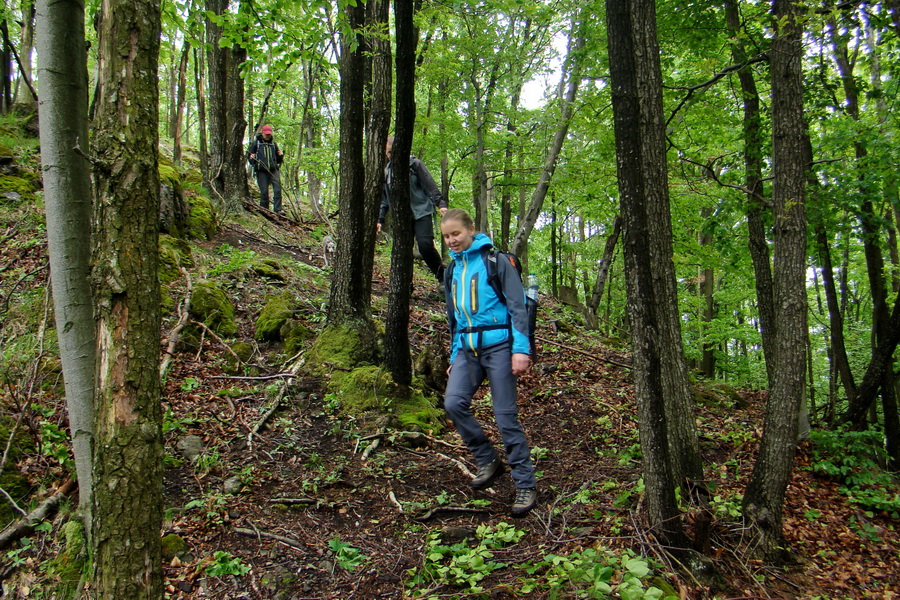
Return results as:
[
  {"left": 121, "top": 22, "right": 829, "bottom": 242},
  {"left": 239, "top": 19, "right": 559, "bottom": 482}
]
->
[{"left": 1, "top": 195, "right": 899, "bottom": 599}]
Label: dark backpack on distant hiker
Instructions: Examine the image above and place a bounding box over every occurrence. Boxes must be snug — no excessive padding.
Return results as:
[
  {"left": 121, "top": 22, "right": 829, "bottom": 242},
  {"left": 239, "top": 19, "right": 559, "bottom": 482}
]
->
[{"left": 445, "top": 247, "right": 538, "bottom": 357}]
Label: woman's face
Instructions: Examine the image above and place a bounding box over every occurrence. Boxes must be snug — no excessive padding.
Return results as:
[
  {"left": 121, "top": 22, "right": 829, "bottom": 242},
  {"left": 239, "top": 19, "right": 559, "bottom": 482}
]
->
[{"left": 441, "top": 218, "right": 476, "bottom": 253}]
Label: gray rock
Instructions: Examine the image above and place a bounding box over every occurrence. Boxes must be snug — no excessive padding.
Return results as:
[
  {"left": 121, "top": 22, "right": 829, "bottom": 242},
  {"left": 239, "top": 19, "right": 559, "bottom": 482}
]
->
[
  {"left": 176, "top": 434, "right": 204, "bottom": 461},
  {"left": 223, "top": 476, "right": 243, "bottom": 495}
]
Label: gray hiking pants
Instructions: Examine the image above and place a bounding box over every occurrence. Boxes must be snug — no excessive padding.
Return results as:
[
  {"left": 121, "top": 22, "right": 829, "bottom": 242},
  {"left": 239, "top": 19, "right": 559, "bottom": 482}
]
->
[
  {"left": 256, "top": 168, "right": 282, "bottom": 212},
  {"left": 444, "top": 343, "right": 536, "bottom": 489}
]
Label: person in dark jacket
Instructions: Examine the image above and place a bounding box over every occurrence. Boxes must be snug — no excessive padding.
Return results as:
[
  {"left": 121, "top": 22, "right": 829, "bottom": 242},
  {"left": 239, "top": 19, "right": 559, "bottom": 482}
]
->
[
  {"left": 440, "top": 208, "right": 537, "bottom": 518},
  {"left": 248, "top": 125, "right": 284, "bottom": 213},
  {"left": 377, "top": 136, "right": 447, "bottom": 281}
]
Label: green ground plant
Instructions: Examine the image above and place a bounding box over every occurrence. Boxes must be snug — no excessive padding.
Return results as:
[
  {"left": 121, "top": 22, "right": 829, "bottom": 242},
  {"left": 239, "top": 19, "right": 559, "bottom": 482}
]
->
[{"left": 809, "top": 427, "right": 900, "bottom": 518}]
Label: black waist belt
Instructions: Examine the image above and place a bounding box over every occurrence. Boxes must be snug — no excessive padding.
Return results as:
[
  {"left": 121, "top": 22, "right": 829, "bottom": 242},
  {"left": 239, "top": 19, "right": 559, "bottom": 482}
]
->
[{"left": 459, "top": 323, "right": 510, "bottom": 354}]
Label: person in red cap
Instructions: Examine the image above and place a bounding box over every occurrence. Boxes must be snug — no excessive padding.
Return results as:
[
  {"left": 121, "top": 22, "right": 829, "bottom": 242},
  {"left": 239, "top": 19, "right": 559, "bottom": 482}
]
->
[{"left": 248, "top": 125, "right": 285, "bottom": 213}]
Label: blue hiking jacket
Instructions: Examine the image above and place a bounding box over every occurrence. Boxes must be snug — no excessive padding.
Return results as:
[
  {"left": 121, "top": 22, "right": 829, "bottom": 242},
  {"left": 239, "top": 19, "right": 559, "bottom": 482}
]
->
[{"left": 445, "top": 233, "right": 530, "bottom": 364}]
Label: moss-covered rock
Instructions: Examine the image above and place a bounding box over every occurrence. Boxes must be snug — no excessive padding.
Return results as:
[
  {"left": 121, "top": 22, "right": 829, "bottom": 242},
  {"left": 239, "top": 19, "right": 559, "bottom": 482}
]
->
[
  {"left": 255, "top": 292, "right": 295, "bottom": 341},
  {"left": 189, "top": 281, "right": 237, "bottom": 337},
  {"left": 224, "top": 341, "right": 254, "bottom": 374},
  {"left": 307, "top": 324, "right": 377, "bottom": 372},
  {"left": 329, "top": 367, "right": 443, "bottom": 433},
  {"left": 0, "top": 174, "right": 34, "bottom": 202},
  {"left": 282, "top": 321, "right": 314, "bottom": 356},
  {"left": 161, "top": 533, "right": 189, "bottom": 562},
  {"left": 185, "top": 193, "right": 217, "bottom": 240},
  {"left": 251, "top": 258, "right": 288, "bottom": 282},
  {"left": 158, "top": 235, "right": 194, "bottom": 285},
  {"left": 158, "top": 156, "right": 182, "bottom": 189}
]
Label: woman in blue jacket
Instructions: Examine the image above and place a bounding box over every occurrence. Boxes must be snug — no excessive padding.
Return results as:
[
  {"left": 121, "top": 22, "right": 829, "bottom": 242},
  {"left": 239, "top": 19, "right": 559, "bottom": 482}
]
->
[{"left": 440, "top": 208, "right": 537, "bottom": 517}]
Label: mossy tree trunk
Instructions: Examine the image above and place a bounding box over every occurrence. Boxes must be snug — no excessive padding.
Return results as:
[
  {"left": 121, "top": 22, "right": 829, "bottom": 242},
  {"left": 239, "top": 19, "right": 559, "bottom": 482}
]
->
[
  {"left": 384, "top": 0, "right": 418, "bottom": 387},
  {"left": 35, "top": 0, "right": 95, "bottom": 524},
  {"left": 91, "top": 0, "right": 164, "bottom": 597},
  {"left": 326, "top": 0, "right": 376, "bottom": 360}
]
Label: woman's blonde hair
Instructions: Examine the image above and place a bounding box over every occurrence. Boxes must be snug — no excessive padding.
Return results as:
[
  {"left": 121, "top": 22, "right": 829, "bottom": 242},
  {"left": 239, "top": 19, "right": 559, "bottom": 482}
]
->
[{"left": 441, "top": 208, "right": 474, "bottom": 229}]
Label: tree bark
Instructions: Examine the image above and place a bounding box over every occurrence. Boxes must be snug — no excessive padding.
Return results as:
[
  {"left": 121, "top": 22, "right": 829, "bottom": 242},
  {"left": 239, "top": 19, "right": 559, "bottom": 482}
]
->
[
  {"left": 605, "top": 0, "right": 696, "bottom": 552},
  {"left": 173, "top": 40, "right": 191, "bottom": 165},
  {"left": 511, "top": 17, "right": 584, "bottom": 259},
  {"left": 193, "top": 46, "right": 209, "bottom": 189},
  {"left": 724, "top": 0, "right": 776, "bottom": 387},
  {"left": 326, "top": 0, "right": 376, "bottom": 360},
  {"left": 91, "top": 0, "right": 163, "bottom": 597},
  {"left": 585, "top": 215, "right": 621, "bottom": 330},
  {"left": 14, "top": 2, "right": 36, "bottom": 113},
  {"left": 363, "top": 0, "right": 391, "bottom": 299},
  {"left": 384, "top": 0, "right": 418, "bottom": 387},
  {"left": 742, "top": 0, "right": 808, "bottom": 562},
  {"left": 35, "top": 0, "right": 95, "bottom": 521}
]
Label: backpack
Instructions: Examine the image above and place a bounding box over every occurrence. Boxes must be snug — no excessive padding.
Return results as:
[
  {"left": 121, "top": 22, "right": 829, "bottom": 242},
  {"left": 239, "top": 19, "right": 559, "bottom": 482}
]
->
[{"left": 445, "top": 247, "right": 538, "bottom": 357}]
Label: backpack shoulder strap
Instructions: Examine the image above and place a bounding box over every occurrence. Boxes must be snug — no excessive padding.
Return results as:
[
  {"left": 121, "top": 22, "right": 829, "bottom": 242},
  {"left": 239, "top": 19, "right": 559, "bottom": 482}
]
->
[{"left": 482, "top": 248, "right": 506, "bottom": 304}]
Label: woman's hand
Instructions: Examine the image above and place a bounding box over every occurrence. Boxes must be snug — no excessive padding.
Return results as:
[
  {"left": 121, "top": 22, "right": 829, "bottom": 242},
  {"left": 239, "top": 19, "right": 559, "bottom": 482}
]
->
[{"left": 511, "top": 353, "right": 531, "bottom": 376}]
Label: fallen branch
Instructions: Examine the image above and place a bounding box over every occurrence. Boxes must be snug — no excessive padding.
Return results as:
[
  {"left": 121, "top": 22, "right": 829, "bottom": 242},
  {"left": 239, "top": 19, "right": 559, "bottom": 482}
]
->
[
  {"left": 247, "top": 355, "right": 306, "bottom": 451},
  {"left": 535, "top": 335, "right": 632, "bottom": 370},
  {"left": 209, "top": 373, "right": 295, "bottom": 381},
  {"left": 388, "top": 491, "right": 403, "bottom": 513},
  {"left": 160, "top": 268, "right": 193, "bottom": 380},
  {"left": 435, "top": 452, "right": 475, "bottom": 479},
  {"left": 233, "top": 526, "right": 304, "bottom": 550},
  {"left": 360, "top": 430, "right": 465, "bottom": 451},
  {"left": 190, "top": 319, "right": 243, "bottom": 366},
  {"left": 269, "top": 497, "right": 315, "bottom": 505},
  {"left": 361, "top": 437, "right": 380, "bottom": 461},
  {"left": 412, "top": 505, "right": 491, "bottom": 522},
  {"left": 0, "top": 480, "right": 76, "bottom": 551}
]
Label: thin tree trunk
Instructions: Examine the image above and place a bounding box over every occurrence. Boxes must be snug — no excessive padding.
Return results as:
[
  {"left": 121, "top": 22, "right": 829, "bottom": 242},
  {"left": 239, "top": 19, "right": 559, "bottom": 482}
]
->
[
  {"left": 206, "top": 0, "right": 227, "bottom": 201},
  {"left": 173, "top": 40, "right": 190, "bottom": 165},
  {"left": 193, "top": 46, "right": 209, "bottom": 189},
  {"left": 511, "top": 18, "right": 584, "bottom": 259},
  {"left": 14, "top": 2, "right": 36, "bottom": 112},
  {"left": 91, "top": 0, "right": 163, "bottom": 596},
  {"left": 363, "top": 0, "right": 391, "bottom": 299},
  {"left": 724, "top": 0, "right": 776, "bottom": 387},
  {"left": 35, "top": 0, "right": 95, "bottom": 523},
  {"left": 384, "top": 0, "right": 418, "bottom": 387},
  {"left": 585, "top": 215, "right": 621, "bottom": 330},
  {"left": 326, "top": 0, "right": 376, "bottom": 361},
  {"left": 742, "top": 0, "right": 807, "bottom": 563}
]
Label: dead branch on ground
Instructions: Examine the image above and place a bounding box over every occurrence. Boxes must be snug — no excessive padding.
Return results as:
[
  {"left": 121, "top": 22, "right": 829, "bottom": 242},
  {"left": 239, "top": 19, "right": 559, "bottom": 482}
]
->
[
  {"left": 160, "top": 268, "right": 193, "bottom": 380},
  {"left": 0, "top": 480, "right": 76, "bottom": 551},
  {"left": 247, "top": 355, "right": 306, "bottom": 451}
]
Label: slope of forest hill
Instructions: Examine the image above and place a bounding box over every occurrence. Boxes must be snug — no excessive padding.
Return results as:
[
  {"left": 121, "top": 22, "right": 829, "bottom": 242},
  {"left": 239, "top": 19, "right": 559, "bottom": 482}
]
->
[{"left": 0, "top": 128, "right": 898, "bottom": 598}]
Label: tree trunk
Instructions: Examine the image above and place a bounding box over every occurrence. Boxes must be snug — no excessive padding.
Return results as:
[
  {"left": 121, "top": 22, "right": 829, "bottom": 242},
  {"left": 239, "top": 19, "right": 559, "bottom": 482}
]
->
[
  {"left": 206, "top": 0, "right": 227, "bottom": 201},
  {"left": 605, "top": 0, "right": 696, "bottom": 552},
  {"left": 585, "top": 215, "right": 621, "bottom": 330},
  {"left": 14, "top": 2, "right": 36, "bottom": 113},
  {"left": 90, "top": 0, "right": 163, "bottom": 597},
  {"left": 829, "top": 16, "right": 900, "bottom": 464},
  {"left": 363, "top": 0, "right": 391, "bottom": 299},
  {"left": 193, "top": 46, "right": 209, "bottom": 189},
  {"left": 384, "top": 0, "right": 418, "bottom": 387},
  {"left": 742, "top": 0, "right": 807, "bottom": 563},
  {"left": 327, "top": 0, "right": 376, "bottom": 360},
  {"left": 35, "top": 0, "right": 95, "bottom": 522},
  {"left": 724, "top": 0, "right": 776, "bottom": 387},
  {"left": 223, "top": 9, "right": 248, "bottom": 212},
  {"left": 173, "top": 40, "right": 190, "bottom": 166},
  {"left": 511, "top": 17, "right": 584, "bottom": 259}
]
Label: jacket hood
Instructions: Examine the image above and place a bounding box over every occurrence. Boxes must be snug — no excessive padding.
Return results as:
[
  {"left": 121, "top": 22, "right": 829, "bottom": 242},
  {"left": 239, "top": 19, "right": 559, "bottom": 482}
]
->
[{"left": 449, "top": 233, "right": 493, "bottom": 260}]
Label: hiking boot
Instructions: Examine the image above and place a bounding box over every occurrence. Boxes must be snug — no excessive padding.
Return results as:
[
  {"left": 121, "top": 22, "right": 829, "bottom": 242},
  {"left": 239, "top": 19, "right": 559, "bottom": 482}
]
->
[
  {"left": 470, "top": 457, "right": 504, "bottom": 490},
  {"left": 511, "top": 488, "right": 537, "bottom": 517}
]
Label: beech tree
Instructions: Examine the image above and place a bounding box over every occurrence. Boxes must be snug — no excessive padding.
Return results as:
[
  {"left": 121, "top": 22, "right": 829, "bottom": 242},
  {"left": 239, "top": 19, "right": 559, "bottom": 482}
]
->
[
  {"left": 90, "top": 0, "right": 164, "bottom": 596},
  {"left": 35, "top": 0, "right": 94, "bottom": 520}
]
